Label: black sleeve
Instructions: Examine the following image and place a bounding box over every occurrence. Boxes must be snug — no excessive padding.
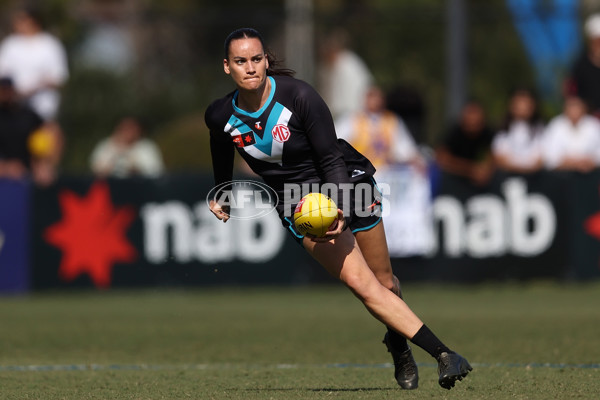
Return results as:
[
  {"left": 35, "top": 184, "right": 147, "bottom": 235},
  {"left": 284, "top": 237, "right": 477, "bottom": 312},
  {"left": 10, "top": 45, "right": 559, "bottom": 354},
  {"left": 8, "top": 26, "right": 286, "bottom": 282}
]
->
[
  {"left": 205, "top": 103, "right": 235, "bottom": 188},
  {"left": 295, "top": 82, "right": 351, "bottom": 222}
]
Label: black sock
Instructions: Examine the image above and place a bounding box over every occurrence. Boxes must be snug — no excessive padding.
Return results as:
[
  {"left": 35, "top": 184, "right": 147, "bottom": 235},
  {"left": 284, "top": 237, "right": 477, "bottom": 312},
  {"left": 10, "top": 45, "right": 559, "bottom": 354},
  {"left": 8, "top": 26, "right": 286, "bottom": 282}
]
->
[
  {"left": 410, "top": 325, "right": 452, "bottom": 359},
  {"left": 386, "top": 326, "right": 410, "bottom": 352}
]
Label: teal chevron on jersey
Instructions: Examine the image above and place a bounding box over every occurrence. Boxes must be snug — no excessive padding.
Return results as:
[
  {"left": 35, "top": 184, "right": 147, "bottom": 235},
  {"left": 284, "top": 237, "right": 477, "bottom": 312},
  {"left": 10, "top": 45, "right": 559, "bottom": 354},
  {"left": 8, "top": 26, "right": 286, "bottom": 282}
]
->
[
  {"left": 224, "top": 100, "right": 292, "bottom": 163},
  {"left": 231, "top": 76, "right": 276, "bottom": 118},
  {"left": 225, "top": 114, "right": 273, "bottom": 157},
  {"left": 225, "top": 114, "right": 252, "bottom": 134},
  {"left": 266, "top": 102, "right": 286, "bottom": 135},
  {"left": 250, "top": 101, "right": 284, "bottom": 155}
]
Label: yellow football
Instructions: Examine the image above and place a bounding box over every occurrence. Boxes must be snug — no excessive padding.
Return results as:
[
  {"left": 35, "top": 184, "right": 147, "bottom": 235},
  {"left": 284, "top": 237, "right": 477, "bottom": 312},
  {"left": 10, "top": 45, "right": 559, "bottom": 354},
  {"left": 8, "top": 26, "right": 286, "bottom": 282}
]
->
[{"left": 293, "top": 193, "right": 338, "bottom": 237}]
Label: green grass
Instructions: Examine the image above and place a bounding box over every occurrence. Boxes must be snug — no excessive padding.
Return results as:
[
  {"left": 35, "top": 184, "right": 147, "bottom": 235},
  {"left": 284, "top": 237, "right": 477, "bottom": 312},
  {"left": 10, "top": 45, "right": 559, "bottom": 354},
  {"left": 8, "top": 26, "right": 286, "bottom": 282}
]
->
[{"left": 1, "top": 282, "right": 599, "bottom": 399}]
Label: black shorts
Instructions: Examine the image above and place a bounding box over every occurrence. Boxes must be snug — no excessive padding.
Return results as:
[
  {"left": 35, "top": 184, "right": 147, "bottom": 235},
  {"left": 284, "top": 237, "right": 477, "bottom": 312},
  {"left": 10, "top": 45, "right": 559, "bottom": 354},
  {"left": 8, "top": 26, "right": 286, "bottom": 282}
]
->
[{"left": 281, "top": 176, "right": 383, "bottom": 246}]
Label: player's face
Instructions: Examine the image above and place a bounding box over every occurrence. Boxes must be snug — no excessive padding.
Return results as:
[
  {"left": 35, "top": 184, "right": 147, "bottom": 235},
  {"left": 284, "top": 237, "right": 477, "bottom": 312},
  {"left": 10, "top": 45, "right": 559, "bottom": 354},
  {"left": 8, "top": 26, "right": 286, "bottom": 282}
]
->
[{"left": 224, "top": 38, "right": 269, "bottom": 92}]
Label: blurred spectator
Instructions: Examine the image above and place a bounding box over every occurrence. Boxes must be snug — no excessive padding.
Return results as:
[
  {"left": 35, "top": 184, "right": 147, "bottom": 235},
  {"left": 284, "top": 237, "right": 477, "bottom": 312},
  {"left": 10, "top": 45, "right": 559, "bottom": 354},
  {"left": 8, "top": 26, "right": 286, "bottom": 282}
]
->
[
  {"left": 335, "top": 86, "right": 426, "bottom": 173},
  {"left": 318, "top": 29, "right": 373, "bottom": 121},
  {"left": 90, "top": 116, "right": 165, "bottom": 178},
  {"left": 435, "top": 100, "right": 495, "bottom": 186},
  {"left": 492, "top": 87, "right": 545, "bottom": 174},
  {"left": 565, "top": 13, "right": 600, "bottom": 118},
  {"left": 542, "top": 95, "right": 600, "bottom": 173},
  {"left": 0, "top": 76, "right": 62, "bottom": 185},
  {"left": 0, "top": 7, "right": 69, "bottom": 121},
  {"left": 336, "top": 86, "right": 433, "bottom": 257},
  {"left": 0, "top": 76, "right": 42, "bottom": 179}
]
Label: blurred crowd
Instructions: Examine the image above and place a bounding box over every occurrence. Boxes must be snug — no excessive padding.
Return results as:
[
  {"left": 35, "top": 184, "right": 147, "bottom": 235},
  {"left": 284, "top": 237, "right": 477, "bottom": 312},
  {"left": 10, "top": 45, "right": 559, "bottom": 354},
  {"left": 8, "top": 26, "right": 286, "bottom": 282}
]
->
[
  {"left": 0, "top": 7, "right": 66, "bottom": 186},
  {"left": 0, "top": 6, "right": 164, "bottom": 186},
  {"left": 319, "top": 15, "right": 600, "bottom": 191},
  {"left": 2, "top": 5, "right": 600, "bottom": 190}
]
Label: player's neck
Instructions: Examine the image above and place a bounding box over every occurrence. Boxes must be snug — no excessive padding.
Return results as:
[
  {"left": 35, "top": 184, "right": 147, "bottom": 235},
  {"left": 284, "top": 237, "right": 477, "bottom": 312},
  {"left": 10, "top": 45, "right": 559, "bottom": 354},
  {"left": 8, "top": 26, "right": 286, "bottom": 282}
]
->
[{"left": 237, "top": 77, "right": 271, "bottom": 112}]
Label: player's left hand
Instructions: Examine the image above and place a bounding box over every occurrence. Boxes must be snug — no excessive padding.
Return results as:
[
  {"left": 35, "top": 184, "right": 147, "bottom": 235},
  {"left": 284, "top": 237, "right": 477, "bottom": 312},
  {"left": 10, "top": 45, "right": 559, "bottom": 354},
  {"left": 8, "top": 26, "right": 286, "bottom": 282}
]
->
[
  {"left": 308, "top": 209, "right": 345, "bottom": 243},
  {"left": 209, "top": 200, "right": 231, "bottom": 222}
]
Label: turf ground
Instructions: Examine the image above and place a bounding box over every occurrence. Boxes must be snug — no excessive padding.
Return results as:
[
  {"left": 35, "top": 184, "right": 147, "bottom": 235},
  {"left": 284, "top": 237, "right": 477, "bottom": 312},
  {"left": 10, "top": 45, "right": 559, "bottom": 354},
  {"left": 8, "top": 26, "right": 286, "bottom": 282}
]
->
[{"left": 1, "top": 282, "right": 599, "bottom": 399}]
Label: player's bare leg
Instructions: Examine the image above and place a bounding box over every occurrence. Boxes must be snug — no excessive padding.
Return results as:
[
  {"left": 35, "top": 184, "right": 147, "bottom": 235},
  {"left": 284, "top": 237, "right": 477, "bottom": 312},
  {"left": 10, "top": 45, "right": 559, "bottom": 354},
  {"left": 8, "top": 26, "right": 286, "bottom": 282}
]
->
[
  {"left": 304, "top": 228, "right": 472, "bottom": 390},
  {"left": 354, "top": 222, "right": 418, "bottom": 389},
  {"left": 303, "top": 229, "right": 423, "bottom": 338},
  {"left": 354, "top": 221, "right": 400, "bottom": 293}
]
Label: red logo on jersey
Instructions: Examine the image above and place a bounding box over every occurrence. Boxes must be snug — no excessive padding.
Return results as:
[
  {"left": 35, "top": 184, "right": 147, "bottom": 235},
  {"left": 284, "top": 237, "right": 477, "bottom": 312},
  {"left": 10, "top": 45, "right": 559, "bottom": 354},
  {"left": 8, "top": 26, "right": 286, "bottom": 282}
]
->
[
  {"left": 232, "top": 132, "right": 256, "bottom": 148},
  {"left": 243, "top": 133, "right": 254, "bottom": 143},
  {"left": 255, "top": 121, "right": 263, "bottom": 130},
  {"left": 272, "top": 124, "right": 291, "bottom": 143}
]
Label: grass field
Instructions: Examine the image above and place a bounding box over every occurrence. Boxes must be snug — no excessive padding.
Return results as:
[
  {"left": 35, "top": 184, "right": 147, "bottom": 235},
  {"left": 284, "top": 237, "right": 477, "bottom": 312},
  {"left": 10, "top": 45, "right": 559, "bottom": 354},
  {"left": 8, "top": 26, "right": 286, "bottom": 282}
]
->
[{"left": 1, "top": 282, "right": 599, "bottom": 399}]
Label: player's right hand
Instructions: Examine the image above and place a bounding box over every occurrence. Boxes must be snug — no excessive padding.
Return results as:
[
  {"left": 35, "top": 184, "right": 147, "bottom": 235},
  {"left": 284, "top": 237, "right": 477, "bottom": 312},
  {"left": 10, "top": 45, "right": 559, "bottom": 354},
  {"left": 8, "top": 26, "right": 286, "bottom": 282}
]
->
[
  {"left": 209, "top": 200, "right": 231, "bottom": 222},
  {"left": 309, "top": 209, "right": 345, "bottom": 243}
]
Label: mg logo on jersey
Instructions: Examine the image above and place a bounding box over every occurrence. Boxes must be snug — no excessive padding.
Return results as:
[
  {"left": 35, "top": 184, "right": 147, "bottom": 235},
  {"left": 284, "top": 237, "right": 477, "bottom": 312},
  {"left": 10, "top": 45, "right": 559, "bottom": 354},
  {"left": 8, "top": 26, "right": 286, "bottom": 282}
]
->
[{"left": 272, "top": 124, "right": 291, "bottom": 143}]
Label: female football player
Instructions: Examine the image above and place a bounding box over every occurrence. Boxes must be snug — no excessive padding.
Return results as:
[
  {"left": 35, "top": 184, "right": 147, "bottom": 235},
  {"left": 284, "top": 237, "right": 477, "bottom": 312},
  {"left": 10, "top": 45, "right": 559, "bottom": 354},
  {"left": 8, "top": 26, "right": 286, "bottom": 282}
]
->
[{"left": 205, "top": 28, "right": 471, "bottom": 390}]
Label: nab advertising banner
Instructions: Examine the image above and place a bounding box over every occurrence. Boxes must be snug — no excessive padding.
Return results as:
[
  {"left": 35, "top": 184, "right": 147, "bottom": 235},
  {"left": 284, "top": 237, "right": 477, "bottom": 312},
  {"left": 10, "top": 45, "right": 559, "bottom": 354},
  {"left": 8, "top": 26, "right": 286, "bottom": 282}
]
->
[
  {"left": 31, "top": 175, "right": 313, "bottom": 290},
  {"left": 25, "top": 171, "right": 600, "bottom": 290},
  {"left": 0, "top": 179, "right": 30, "bottom": 293},
  {"left": 393, "top": 171, "right": 571, "bottom": 282},
  {"left": 564, "top": 170, "right": 600, "bottom": 279}
]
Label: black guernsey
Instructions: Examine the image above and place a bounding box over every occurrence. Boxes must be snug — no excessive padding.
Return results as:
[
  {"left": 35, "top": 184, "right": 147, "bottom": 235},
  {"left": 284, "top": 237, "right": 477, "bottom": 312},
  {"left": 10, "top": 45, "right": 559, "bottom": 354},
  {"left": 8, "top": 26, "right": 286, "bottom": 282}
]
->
[{"left": 205, "top": 75, "right": 374, "bottom": 219}]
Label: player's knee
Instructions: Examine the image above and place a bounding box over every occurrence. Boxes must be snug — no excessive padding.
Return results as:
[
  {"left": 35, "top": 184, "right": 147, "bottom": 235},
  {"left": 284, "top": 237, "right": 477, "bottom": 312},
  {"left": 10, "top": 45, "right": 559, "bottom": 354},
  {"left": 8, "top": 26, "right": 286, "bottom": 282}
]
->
[
  {"left": 342, "top": 271, "right": 367, "bottom": 294},
  {"left": 342, "top": 272, "right": 380, "bottom": 302},
  {"left": 374, "top": 273, "right": 403, "bottom": 298},
  {"left": 391, "top": 275, "right": 403, "bottom": 298},
  {"left": 373, "top": 271, "right": 394, "bottom": 291},
  {"left": 381, "top": 276, "right": 395, "bottom": 291}
]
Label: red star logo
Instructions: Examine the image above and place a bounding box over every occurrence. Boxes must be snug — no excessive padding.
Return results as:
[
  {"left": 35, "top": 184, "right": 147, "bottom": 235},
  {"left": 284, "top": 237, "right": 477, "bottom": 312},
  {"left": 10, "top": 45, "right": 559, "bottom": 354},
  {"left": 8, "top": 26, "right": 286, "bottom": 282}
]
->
[
  {"left": 585, "top": 187, "right": 600, "bottom": 242},
  {"left": 584, "top": 187, "right": 600, "bottom": 272},
  {"left": 244, "top": 134, "right": 253, "bottom": 143},
  {"left": 585, "top": 211, "right": 600, "bottom": 240},
  {"left": 44, "top": 182, "right": 137, "bottom": 288}
]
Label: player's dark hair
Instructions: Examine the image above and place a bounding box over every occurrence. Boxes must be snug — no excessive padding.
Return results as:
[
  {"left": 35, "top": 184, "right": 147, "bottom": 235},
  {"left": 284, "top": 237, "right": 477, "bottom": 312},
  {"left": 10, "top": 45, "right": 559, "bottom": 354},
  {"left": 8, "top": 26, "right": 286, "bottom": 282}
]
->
[{"left": 224, "top": 28, "right": 295, "bottom": 77}]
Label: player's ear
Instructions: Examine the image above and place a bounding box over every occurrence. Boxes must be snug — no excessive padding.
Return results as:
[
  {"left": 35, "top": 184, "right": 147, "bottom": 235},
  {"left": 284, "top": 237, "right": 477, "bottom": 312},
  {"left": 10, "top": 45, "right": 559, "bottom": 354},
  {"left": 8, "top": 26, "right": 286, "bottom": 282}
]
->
[
  {"left": 265, "top": 54, "right": 269, "bottom": 70},
  {"left": 223, "top": 58, "right": 230, "bottom": 75}
]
